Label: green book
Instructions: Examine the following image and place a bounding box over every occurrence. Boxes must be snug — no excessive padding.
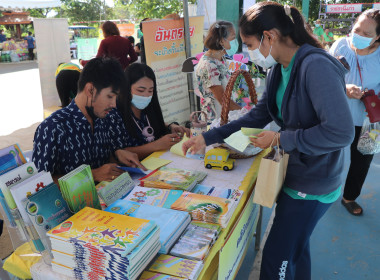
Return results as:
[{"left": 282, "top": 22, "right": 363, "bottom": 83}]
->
[
  {"left": 96, "top": 172, "right": 135, "bottom": 206},
  {"left": 58, "top": 164, "right": 101, "bottom": 213}
]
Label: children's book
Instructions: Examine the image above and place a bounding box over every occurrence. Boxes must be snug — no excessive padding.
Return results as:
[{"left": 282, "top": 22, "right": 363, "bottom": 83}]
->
[
  {"left": 170, "top": 221, "right": 221, "bottom": 261},
  {"left": 24, "top": 183, "right": 72, "bottom": 249},
  {"left": 58, "top": 164, "right": 101, "bottom": 213},
  {"left": 96, "top": 172, "right": 135, "bottom": 206},
  {"left": 0, "top": 144, "right": 27, "bottom": 166},
  {"left": 123, "top": 186, "right": 183, "bottom": 208},
  {"left": 0, "top": 154, "right": 18, "bottom": 176},
  {"left": 139, "top": 167, "right": 207, "bottom": 191},
  {"left": 139, "top": 271, "right": 186, "bottom": 280},
  {"left": 47, "top": 207, "right": 157, "bottom": 257},
  {"left": 106, "top": 199, "right": 190, "bottom": 253},
  {"left": 9, "top": 171, "right": 53, "bottom": 225},
  {"left": 148, "top": 254, "right": 203, "bottom": 280}
]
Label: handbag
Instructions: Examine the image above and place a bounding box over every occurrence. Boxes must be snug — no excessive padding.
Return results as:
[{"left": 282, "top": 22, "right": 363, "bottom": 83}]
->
[
  {"left": 252, "top": 136, "right": 289, "bottom": 208},
  {"left": 356, "top": 55, "right": 380, "bottom": 123}
]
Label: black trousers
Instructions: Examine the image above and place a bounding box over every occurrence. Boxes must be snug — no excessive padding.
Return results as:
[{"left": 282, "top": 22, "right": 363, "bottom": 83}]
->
[
  {"left": 28, "top": 48, "right": 34, "bottom": 60},
  {"left": 343, "top": 126, "right": 374, "bottom": 201},
  {"left": 56, "top": 70, "right": 80, "bottom": 107}
]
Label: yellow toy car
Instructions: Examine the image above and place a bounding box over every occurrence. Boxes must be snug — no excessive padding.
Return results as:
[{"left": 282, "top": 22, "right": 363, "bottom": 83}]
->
[{"left": 204, "top": 148, "right": 235, "bottom": 171}]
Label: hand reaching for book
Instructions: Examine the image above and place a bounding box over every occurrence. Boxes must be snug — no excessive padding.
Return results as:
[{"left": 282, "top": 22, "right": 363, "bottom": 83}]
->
[
  {"left": 92, "top": 163, "right": 124, "bottom": 182},
  {"left": 182, "top": 135, "right": 206, "bottom": 155},
  {"left": 156, "top": 133, "right": 182, "bottom": 150},
  {"left": 115, "top": 149, "right": 146, "bottom": 170}
]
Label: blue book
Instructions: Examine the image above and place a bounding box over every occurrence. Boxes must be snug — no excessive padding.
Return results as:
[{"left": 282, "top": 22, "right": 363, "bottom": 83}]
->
[
  {"left": 0, "top": 154, "right": 18, "bottom": 176},
  {"left": 106, "top": 200, "right": 190, "bottom": 254}
]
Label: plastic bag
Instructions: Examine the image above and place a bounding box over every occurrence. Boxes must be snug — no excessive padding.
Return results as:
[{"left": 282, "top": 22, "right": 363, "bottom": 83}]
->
[{"left": 357, "top": 118, "right": 380, "bottom": 155}]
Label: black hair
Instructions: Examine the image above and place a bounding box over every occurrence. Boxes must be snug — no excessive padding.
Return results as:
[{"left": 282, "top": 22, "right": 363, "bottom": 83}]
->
[
  {"left": 140, "top": 18, "right": 150, "bottom": 32},
  {"left": 135, "top": 42, "right": 141, "bottom": 50},
  {"left": 78, "top": 57, "right": 125, "bottom": 95},
  {"left": 356, "top": 9, "right": 380, "bottom": 43},
  {"left": 117, "top": 63, "right": 167, "bottom": 140},
  {"left": 204, "top": 21, "right": 235, "bottom": 50},
  {"left": 128, "top": 36, "right": 135, "bottom": 45},
  {"left": 239, "top": 2, "right": 323, "bottom": 49},
  {"left": 28, "top": 32, "right": 32, "bottom": 36}
]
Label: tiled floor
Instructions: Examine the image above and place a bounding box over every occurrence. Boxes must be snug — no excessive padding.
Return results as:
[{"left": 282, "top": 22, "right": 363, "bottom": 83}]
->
[{"left": 237, "top": 150, "right": 380, "bottom": 280}]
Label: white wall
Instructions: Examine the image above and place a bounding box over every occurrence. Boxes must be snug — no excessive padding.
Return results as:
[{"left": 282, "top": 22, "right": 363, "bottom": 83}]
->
[{"left": 34, "top": 18, "right": 71, "bottom": 108}]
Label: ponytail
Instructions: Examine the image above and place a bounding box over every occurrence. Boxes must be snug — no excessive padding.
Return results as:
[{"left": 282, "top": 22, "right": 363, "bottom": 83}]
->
[{"left": 239, "top": 2, "right": 323, "bottom": 49}]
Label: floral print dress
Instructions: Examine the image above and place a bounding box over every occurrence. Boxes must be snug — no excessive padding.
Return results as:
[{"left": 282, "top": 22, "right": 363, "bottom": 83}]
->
[{"left": 195, "top": 55, "right": 233, "bottom": 122}]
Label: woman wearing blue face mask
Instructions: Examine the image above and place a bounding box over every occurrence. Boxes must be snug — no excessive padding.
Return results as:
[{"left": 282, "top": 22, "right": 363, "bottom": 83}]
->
[
  {"left": 184, "top": 2, "right": 354, "bottom": 279},
  {"left": 117, "top": 63, "right": 190, "bottom": 159},
  {"left": 195, "top": 20, "right": 242, "bottom": 122},
  {"left": 330, "top": 9, "right": 380, "bottom": 216}
]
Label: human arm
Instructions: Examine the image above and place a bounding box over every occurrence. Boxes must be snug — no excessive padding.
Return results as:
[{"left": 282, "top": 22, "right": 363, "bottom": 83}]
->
[
  {"left": 209, "top": 85, "right": 241, "bottom": 111},
  {"left": 96, "top": 39, "right": 106, "bottom": 57},
  {"left": 167, "top": 122, "right": 190, "bottom": 137},
  {"left": 125, "top": 133, "right": 182, "bottom": 160},
  {"left": 127, "top": 42, "right": 138, "bottom": 64},
  {"left": 280, "top": 55, "right": 354, "bottom": 155}
]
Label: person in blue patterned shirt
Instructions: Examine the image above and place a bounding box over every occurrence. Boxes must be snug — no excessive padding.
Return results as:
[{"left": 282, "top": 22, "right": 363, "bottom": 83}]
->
[{"left": 32, "top": 57, "right": 145, "bottom": 182}]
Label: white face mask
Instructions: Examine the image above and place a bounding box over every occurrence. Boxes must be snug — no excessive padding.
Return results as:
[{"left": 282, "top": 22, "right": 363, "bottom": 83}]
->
[{"left": 248, "top": 35, "right": 277, "bottom": 69}]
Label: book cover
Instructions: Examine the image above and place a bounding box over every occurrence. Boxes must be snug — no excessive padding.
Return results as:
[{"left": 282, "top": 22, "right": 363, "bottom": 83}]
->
[
  {"left": 96, "top": 173, "right": 135, "bottom": 206},
  {"left": 140, "top": 271, "right": 186, "bottom": 280},
  {"left": 123, "top": 186, "right": 183, "bottom": 209},
  {"left": 139, "top": 167, "right": 207, "bottom": 191},
  {"left": 106, "top": 199, "right": 190, "bottom": 253},
  {"left": 148, "top": 254, "right": 203, "bottom": 280},
  {"left": 9, "top": 171, "right": 53, "bottom": 225},
  {"left": 0, "top": 144, "right": 26, "bottom": 166},
  {"left": 47, "top": 207, "right": 156, "bottom": 257},
  {"left": 0, "top": 162, "right": 37, "bottom": 210},
  {"left": 58, "top": 164, "right": 101, "bottom": 213},
  {"left": 0, "top": 154, "right": 18, "bottom": 176}
]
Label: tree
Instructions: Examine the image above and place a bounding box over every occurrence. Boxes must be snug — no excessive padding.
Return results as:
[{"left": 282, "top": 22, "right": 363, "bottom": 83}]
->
[{"left": 27, "top": 8, "right": 53, "bottom": 18}]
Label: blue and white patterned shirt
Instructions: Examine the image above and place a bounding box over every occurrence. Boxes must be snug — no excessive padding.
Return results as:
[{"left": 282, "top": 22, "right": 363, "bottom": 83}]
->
[{"left": 32, "top": 100, "right": 128, "bottom": 175}]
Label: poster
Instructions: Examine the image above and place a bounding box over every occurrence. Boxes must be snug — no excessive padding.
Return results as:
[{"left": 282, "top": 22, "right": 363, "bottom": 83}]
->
[
  {"left": 326, "top": 4, "right": 362, "bottom": 13},
  {"left": 219, "top": 190, "right": 260, "bottom": 280},
  {"left": 143, "top": 16, "right": 204, "bottom": 124},
  {"left": 34, "top": 18, "right": 71, "bottom": 108},
  {"left": 117, "top": 23, "right": 135, "bottom": 37},
  {"left": 77, "top": 38, "right": 99, "bottom": 60}
]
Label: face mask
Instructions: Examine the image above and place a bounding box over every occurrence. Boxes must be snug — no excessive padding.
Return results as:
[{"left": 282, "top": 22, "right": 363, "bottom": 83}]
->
[
  {"left": 247, "top": 36, "right": 277, "bottom": 69},
  {"left": 315, "top": 24, "right": 320, "bottom": 27},
  {"left": 351, "top": 32, "right": 374, "bottom": 50},
  {"left": 225, "top": 39, "right": 238, "bottom": 56},
  {"left": 131, "top": 94, "right": 152, "bottom": 110},
  {"left": 85, "top": 91, "right": 98, "bottom": 120}
]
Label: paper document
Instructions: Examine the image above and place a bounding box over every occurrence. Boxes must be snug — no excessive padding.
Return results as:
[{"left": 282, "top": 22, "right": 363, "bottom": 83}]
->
[
  {"left": 141, "top": 157, "right": 172, "bottom": 170},
  {"left": 170, "top": 136, "right": 190, "bottom": 157}
]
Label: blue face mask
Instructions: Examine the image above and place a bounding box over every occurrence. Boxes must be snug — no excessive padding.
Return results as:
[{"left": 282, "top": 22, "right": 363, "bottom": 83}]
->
[
  {"left": 131, "top": 94, "right": 152, "bottom": 110},
  {"left": 225, "top": 39, "right": 238, "bottom": 56},
  {"left": 351, "top": 32, "right": 374, "bottom": 50}
]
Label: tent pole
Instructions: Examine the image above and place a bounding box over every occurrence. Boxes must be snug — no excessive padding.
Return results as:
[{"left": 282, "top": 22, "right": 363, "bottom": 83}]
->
[{"left": 183, "top": 0, "right": 196, "bottom": 113}]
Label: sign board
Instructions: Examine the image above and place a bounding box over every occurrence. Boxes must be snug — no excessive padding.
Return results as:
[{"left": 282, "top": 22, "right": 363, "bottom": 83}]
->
[
  {"left": 34, "top": 18, "right": 71, "bottom": 108},
  {"left": 219, "top": 190, "right": 260, "bottom": 280},
  {"left": 143, "top": 16, "right": 204, "bottom": 124},
  {"left": 77, "top": 38, "right": 99, "bottom": 60},
  {"left": 117, "top": 23, "right": 134, "bottom": 37},
  {"left": 326, "top": 4, "right": 363, "bottom": 13},
  {"left": 374, "top": 3, "right": 380, "bottom": 9}
]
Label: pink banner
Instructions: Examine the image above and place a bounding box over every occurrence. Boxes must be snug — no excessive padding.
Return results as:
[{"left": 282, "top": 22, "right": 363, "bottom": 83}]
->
[{"left": 326, "top": 4, "right": 362, "bottom": 13}]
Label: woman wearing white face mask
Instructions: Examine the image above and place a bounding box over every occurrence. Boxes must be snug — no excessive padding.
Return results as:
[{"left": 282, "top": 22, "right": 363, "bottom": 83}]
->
[
  {"left": 184, "top": 2, "right": 354, "bottom": 279},
  {"left": 330, "top": 9, "right": 380, "bottom": 216},
  {"left": 195, "top": 20, "right": 242, "bottom": 122},
  {"left": 117, "top": 63, "right": 190, "bottom": 159}
]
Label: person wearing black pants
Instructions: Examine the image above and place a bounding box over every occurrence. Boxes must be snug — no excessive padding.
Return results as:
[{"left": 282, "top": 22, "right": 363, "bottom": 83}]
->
[
  {"left": 55, "top": 63, "right": 81, "bottom": 107},
  {"left": 342, "top": 126, "right": 374, "bottom": 214}
]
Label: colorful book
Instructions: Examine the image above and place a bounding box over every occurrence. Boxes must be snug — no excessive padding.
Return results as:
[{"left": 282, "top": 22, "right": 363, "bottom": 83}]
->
[
  {"left": 192, "top": 184, "right": 244, "bottom": 201},
  {"left": 96, "top": 172, "right": 135, "bottom": 206},
  {"left": 58, "top": 164, "right": 101, "bottom": 213},
  {"left": 24, "top": 183, "right": 72, "bottom": 250},
  {"left": 47, "top": 207, "right": 157, "bottom": 257},
  {"left": 170, "top": 221, "right": 221, "bottom": 261},
  {"left": 123, "top": 186, "right": 183, "bottom": 208},
  {"left": 139, "top": 271, "right": 186, "bottom": 280},
  {"left": 0, "top": 144, "right": 26, "bottom": 166},
  {"left": 148, "top": 255, "right": 203, "bottom": 280},
  {"left": 0, "top": 154, "right": 18, "bottom": 176},
  {"left": 139, "top": 167, "right": 207, "bottom": 191},
  {"left": 106, "top": 199, "right": 190, "bottom": 253},
  {"left": 170, "top": 192, "right": 237, "bottom": 228}
]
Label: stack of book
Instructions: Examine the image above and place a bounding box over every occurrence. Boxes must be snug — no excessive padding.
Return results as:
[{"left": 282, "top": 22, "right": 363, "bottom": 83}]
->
[
  {"left": 139, "top": 271, "right": 185, "bottom": 280},
  {"left": 147, "top": 254, "right": 203, "bottom": 280},
  {"left": 105, "top": 199, "right": 190, "bottom": 254},
  {"left": 123, "top": 186, "right": 183, "bottom": 208},
  {"left": 170, "top": 192, "right": 238, "bottom": 228},
  {"left": 139, "top": 167, "right": 207, "bottom": 192},
  {"left": 192, "top": 184, "right": 244, "bottom": 201},
  {"left": 47, "top": 207, "right": 160, "bottom": 280},
  {"left": 170, "top": 221, "right": 221, "bottom": 261},
  {"left": 58, "top": 164, "right": 101, "bottom": 213}
]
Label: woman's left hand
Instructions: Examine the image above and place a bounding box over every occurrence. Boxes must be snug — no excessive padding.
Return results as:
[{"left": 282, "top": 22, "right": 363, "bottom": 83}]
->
[
  {"left": 170, "top": 124, "right": 190, "bottom": 138},
  {"left": 250, "top": 131, "right": 280, "bottom": 149}
]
